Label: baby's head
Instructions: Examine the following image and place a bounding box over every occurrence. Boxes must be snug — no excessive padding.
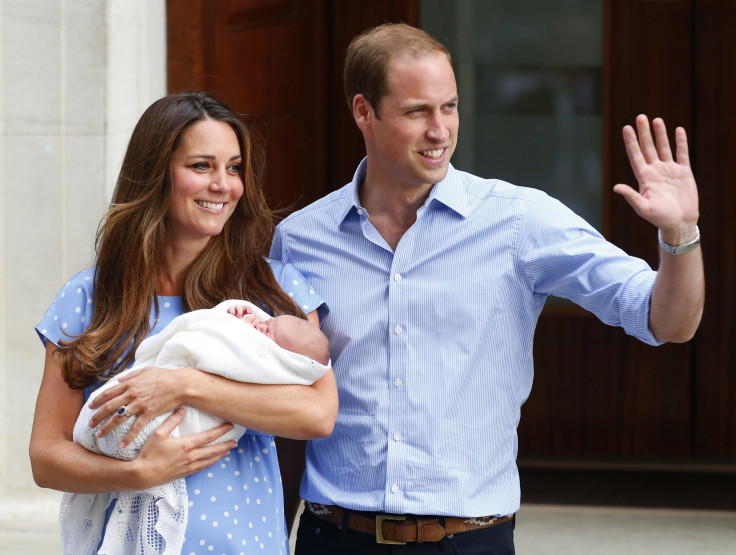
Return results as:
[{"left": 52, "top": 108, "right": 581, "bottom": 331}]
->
[
  {"left": 227, "top": 303, "right": 330, "bottom": 365},
  {"left": 253, "top": 315, "right": 330, "bottom": 366}
]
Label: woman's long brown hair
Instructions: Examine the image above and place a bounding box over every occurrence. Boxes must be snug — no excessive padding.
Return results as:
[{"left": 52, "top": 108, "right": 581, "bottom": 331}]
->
[{"left": 59, "top": 92, "right": 303, "bottom": 389}]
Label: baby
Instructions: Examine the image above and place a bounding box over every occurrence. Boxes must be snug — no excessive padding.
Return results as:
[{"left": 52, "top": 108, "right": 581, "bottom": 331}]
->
[
  {"left": 227, "top": 303, "right": 330, "bottom": 365},
  {"left": 77, "top": 300, "right": 330, "bottom": 455},
  {"left": 64, "top": 300, "right": 331, "bottom": 555}
]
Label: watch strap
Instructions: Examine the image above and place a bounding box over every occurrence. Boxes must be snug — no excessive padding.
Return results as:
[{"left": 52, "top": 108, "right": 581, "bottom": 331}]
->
[{"left": 658, "top": 225, "right": 701, "bottom": 255}]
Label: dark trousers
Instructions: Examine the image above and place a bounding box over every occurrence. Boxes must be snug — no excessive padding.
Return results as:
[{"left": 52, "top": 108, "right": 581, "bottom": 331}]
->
[{"left": 295, "top": 510, "right": 515, "bottom": 554}]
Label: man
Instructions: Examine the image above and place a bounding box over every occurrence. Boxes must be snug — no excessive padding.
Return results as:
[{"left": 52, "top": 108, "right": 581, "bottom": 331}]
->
[{"left": 271, "top": 23, "right": 704, "bottom": 554}]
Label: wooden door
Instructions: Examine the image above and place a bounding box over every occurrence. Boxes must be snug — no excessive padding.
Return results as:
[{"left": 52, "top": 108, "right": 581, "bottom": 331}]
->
[
  {"left": 691, "top": 0, "right": 736, "bottom": 460},
  {"left": 168, "top": 0, "right": 330, "bottom": 211},
  {"left": 521, "top": 0, "right": 736, "bottom": 462},
  {"left": 168, "top": 0, "right": 418, "bottom": 211},
  {"left": 519, "top": 0, "right": 695, "bottom": 459}
]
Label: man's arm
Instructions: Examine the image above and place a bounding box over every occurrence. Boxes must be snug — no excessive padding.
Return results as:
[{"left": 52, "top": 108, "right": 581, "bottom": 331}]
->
[{"left": 613, "top": 115, "right": 704, "bottom": 342}]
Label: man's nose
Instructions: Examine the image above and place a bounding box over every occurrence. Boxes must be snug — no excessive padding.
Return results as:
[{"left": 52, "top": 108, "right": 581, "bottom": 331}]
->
[{"left": 426, "top": 113, "right": 450, "bottom": 141}]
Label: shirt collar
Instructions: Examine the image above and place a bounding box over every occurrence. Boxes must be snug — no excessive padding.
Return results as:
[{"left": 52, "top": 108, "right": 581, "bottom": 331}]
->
[
  {"left": 336, "top": 158, "right": 368, "bottom": 225},
  {"left": 426, "top": 164, "right": 469, "bottom": 218},
  {"left": 338, "top": 158, "right": 470, "bottom": 226}
]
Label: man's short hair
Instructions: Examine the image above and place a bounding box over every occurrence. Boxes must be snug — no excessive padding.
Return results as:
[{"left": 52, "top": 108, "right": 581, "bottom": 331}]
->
[{"left": 343, "top": 23, "right": 451, "bottom": 118}]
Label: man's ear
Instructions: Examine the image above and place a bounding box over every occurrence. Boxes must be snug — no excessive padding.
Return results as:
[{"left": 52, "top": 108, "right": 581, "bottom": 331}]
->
[{"left": 353, "top": 94, "right": 373, "bottom": 131}]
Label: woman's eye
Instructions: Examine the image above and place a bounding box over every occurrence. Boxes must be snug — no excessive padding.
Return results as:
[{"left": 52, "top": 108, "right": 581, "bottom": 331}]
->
[
  {"left": 192, "top": 162, "right": 208, "bottom": 170},
  {"left": 228, "top": 163, "right": 242, "bottom": 173}
]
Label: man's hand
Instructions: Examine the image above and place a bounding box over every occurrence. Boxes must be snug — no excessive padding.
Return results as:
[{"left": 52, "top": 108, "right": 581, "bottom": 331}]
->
[{"left": 613, "top": 114, "right": 699, "bottom": 245}]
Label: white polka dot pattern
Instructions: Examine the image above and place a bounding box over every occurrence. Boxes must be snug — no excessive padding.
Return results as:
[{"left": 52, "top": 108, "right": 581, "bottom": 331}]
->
[{"left": 35, "top": 260, "right": 324, "bottom": 553}]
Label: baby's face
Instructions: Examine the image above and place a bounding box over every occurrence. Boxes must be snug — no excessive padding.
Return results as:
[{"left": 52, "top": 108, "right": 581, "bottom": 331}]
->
[
  {"left": 228, "top": 307, "right": 302, "bottom": 350},
  {"left": 252, "top": 319, "right": 277, "bottom": 341}
]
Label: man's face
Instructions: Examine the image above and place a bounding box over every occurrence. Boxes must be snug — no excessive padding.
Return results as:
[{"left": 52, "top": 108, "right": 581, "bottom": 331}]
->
[{"left": 361, "top": 52, "right": 458, "bottom": 191}]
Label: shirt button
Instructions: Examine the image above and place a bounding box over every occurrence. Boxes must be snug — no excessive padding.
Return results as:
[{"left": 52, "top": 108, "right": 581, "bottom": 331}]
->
[
  {"left": 357, "top": 208, "right": 363, "bottom": 215},
  {"left": 393, "top": 432, "right": 401, "bottom": 441},
  {"left": 393, "top": 273, "right": 402, "bottom": 282},
  {"left": 394, "top": 378, "right": 402, "bottom": 388},
  {"left": 394, "top": 325, "right": 402, "bottom": 334},
  {"left": 391, "top": 484, "right": 399, "bottom": 493}
]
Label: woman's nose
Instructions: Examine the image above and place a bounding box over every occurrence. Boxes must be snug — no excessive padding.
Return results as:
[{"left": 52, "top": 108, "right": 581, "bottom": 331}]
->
[{"left": 210, "top": 168, "right": 231, "bottom": 192}]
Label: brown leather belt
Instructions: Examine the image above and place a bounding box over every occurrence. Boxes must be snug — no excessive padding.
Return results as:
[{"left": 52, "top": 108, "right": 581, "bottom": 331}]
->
[{"left": 305, "top": 502, "right": 514, "bottom": 545}]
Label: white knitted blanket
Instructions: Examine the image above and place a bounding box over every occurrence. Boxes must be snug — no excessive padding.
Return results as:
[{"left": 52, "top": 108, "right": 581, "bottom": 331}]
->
[{"left": 61, "top": 300, "right": 330, "bottom": 555}]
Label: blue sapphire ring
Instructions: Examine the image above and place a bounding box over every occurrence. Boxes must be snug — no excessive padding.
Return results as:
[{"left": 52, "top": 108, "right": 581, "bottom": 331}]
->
[{"left": 117, "top": 405, "right": 133, "bottom": 418}]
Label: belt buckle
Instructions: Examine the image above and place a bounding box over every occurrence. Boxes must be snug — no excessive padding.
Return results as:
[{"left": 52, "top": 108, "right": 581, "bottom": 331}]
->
[{"left": 375, "top": 514, "right": 407, "bottom": 545}]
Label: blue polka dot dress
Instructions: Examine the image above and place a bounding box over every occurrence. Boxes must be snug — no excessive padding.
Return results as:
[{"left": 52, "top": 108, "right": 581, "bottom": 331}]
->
[{"left": 36, "top": 260, "right": 324, "bottom": 555}]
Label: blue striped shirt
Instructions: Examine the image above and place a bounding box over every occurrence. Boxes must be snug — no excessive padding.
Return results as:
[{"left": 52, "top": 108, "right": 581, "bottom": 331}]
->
[{"left": 270, "top": 159, "right": 661, "bottom": 517}]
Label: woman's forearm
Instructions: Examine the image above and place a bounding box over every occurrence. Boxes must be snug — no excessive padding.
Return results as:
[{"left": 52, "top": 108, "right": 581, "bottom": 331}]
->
[
  {"left": 181, "top": 367, "right": 338, "bottom": 439},
  {"left": 30, "top": 344, "right": 148, "bottom": 493},
  {"left": 30, "top": 434, "right": 146, "bottom": 493},
  {"left": 31, "top": 343, "right": 237, "bottom": 494}
]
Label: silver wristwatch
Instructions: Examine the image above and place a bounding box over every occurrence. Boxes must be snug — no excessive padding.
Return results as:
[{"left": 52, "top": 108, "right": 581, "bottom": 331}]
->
[{"left": 658, "top": 226, "right": 701, "bottom": 255}]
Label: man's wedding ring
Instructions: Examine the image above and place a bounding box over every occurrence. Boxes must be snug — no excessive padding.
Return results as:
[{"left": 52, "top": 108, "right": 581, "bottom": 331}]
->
[{"left": 117, "top": 405, "right": 133, "bottom": 418}]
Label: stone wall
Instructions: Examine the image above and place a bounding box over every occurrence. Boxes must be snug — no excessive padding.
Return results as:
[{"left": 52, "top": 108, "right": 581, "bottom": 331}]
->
[{"left": 0, "top": 0, "right": 166, "bottom": 525}]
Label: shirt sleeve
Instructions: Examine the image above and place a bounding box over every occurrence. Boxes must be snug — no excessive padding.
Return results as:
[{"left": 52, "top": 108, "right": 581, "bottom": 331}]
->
[
  {"left": 35, "top": 268, "right": 96, "bottom": 348},
  {"left": 516, "top": 191, "right": 661, "bottom": 345},
  {"left": 266, "top": 257, "right": 324, "bottom": 315}
]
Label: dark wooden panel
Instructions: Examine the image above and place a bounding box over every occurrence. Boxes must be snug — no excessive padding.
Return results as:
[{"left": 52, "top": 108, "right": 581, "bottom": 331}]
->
[
  {"left": 168, "top": 0, "right": 329, "bottom": 210},
  {"left": 605, "top": 0, "right": 693, "bottom": 257},
  {"left": 328, "top": 1, "right": 420, "bottom": 190},
  {"left": 167, "top": 0, "right": 208, "bottom": 93},
  {"left": 212, "top": 0, "right": 328, "bottom": 209},
  {"left": 168, "top": 0, "right": 419, "bottom": 207},
  {"left": 692, "top": 0, "right": 736, "bottom": 458},
  {"left": 522, "top": 0, "right": 695, "bottom": 459},
  {"left": 521, "top": 311, "right": 692, "bottom": 458}
]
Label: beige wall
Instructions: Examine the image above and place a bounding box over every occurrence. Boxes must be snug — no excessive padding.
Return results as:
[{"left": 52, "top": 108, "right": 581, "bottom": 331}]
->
[{"left": 0, "top": 0, "right": 166, "bottom": 523}]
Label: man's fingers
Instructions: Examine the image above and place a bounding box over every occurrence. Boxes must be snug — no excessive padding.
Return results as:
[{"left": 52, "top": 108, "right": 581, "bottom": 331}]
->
[
  {"left": 622, "top": 124, "right": 646, "bottom": 177},
  {"left": 652, "top": 117, "right": 673, "bottom": 162},
  {"left": 635, "top": 114, "right": 658, "bottom": 164},
  {"left": 675, "top": 126, "right": 690, "bottom": 166},
  {"left": 613, "top": 183, "right": 645, "bottom": 216}
]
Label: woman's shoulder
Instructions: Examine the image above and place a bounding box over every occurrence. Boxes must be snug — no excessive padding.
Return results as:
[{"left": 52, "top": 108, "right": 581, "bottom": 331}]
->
[
  {"left": 264, "top": 257, "right": 323, "bottom": 314},
  {"left": 48, "top": 267, "right": 96, "bottom": 308},
  {"left": 63, "top": 267, "right": 96, "bottom": 291},
  {"left": 36, "top": 267, "right": 96, "bottom": 347},
  {"left": 264, "top": 257, "right": 303, "bottom": 286}
]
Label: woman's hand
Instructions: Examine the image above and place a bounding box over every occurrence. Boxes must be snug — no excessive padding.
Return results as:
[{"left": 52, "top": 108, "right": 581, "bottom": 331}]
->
[
  {"left": 30, "top": 342, "right": 237, "bottom": 494},
  {"left": 88, "top": 366, "right": 196, "bottom": 448},
  {"left": 131, "top": 407, "right": 238, "bottom": 489}
]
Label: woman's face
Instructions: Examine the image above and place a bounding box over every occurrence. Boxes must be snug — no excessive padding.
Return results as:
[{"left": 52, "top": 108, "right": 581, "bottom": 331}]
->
[{"left": 167, "top": 118, "right": 244, "bottom": 247}]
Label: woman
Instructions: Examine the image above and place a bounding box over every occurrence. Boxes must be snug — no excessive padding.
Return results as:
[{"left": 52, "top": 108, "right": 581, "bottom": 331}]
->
[{"left": 30, "top": 91, "right": 337, "bottom": 554}]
